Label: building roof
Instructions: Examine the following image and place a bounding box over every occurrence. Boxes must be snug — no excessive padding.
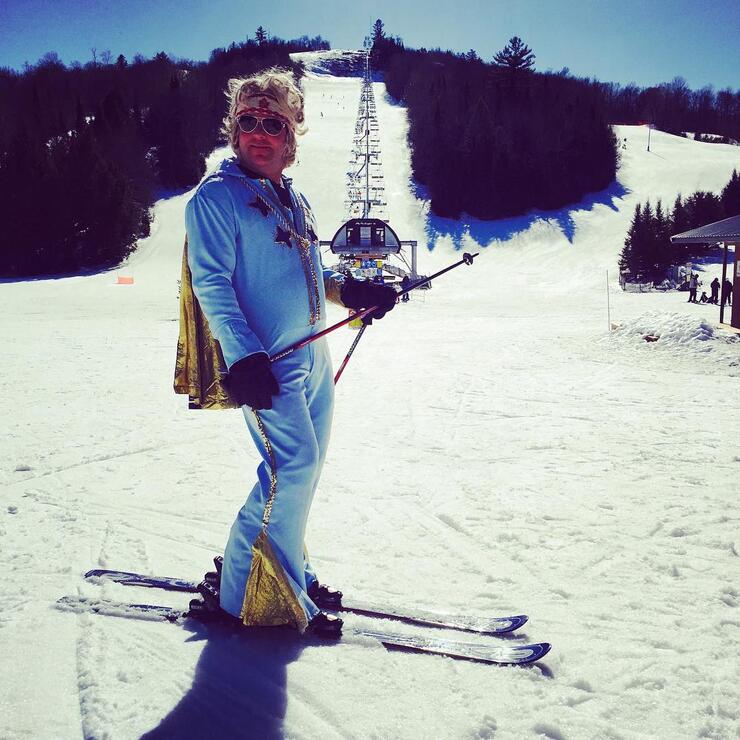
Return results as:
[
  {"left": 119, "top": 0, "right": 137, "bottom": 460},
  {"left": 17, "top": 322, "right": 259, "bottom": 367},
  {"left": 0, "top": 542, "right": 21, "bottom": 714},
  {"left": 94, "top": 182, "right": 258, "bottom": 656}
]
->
[{"left": 670, "top": 214, "right": 740, "bottom": 244}]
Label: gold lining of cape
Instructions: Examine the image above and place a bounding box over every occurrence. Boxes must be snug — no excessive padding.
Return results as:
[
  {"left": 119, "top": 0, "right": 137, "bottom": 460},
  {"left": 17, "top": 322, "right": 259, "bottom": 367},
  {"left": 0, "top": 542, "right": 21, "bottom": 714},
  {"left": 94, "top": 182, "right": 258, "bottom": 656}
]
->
[
  {"left": 240, "top": 409, "right": 307, "bottom": 631},
  {"left": 173, "top": 238, "right": 239, "bottom": 410}
]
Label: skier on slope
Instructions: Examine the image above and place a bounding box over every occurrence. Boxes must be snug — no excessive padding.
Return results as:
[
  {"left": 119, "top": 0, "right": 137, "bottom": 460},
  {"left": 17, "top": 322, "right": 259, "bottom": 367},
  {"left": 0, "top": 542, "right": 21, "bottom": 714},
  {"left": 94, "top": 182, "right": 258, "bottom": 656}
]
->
[{"left": 182, "top": 68, "right": 397, "bottom": 635}]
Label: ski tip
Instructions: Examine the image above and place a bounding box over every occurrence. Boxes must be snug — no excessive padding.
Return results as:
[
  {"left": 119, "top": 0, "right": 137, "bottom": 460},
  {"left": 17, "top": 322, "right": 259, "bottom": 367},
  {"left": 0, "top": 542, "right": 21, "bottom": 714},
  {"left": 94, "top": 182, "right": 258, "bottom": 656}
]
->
[
  {"left": 506, "top": 615, "right": 528, "bottom": 632},
  {"left": 85, "top": 568, "right": 141, "bottom": 579},
  {"left": 488, "top": 614, "right": 528, "bottom": 634},
  {"left": 525, "top": 642, "right": 551, "bottom": 664}
]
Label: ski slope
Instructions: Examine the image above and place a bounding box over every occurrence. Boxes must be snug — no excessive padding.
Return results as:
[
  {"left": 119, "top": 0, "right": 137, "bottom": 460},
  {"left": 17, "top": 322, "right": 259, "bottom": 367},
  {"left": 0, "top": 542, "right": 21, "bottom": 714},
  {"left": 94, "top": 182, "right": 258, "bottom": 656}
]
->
[{"left": 1, "top": 50, "right": 739, "bottom": 739}]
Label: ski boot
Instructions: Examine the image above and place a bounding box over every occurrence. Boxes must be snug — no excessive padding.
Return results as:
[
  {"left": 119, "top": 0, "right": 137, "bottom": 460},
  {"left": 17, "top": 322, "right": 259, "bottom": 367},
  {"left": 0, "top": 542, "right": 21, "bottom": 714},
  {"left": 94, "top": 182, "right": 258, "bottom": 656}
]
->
[
  {"left": 202, "top": 555, "right": 223, "bottom": 589},
  {"left": 307, "top": 581, "right": 343, "bottom": 609},
  {"left": 307, "top": 611, "right": 343, "bottom": 638},
  {"left": 188, "top": 580, "right": 233, "bottom": 624}
]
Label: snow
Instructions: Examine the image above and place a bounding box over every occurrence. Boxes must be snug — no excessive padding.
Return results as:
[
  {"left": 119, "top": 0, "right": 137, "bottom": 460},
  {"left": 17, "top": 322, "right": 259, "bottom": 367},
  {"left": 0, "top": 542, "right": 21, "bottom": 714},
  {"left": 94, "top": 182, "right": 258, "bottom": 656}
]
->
[
  {"left": 604, "top": 312, "right": 739, "bottom": 373},
  {"left": 2, "top": 50, "right": 740, "bottom": 738}
]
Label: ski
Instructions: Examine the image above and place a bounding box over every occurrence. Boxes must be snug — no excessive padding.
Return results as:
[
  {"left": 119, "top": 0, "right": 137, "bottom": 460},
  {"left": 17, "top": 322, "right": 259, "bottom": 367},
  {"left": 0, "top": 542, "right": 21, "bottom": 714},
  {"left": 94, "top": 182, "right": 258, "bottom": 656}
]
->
[
  {"left": 57, "top": 595, "right": 550, "bottom": 667},
  {"left": 84, "top": 568, "right": 528, "bottom": 635}
]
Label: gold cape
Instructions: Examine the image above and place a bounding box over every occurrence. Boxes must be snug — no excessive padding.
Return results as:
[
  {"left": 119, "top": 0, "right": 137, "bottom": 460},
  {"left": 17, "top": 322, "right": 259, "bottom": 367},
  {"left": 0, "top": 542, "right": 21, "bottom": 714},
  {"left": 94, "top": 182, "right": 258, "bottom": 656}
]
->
[
  {"left": 173, "top": 238, "right": 239, "bottom": 410},
  {"left": 173, "top": 238, "right": 345, "bottom": 411}
]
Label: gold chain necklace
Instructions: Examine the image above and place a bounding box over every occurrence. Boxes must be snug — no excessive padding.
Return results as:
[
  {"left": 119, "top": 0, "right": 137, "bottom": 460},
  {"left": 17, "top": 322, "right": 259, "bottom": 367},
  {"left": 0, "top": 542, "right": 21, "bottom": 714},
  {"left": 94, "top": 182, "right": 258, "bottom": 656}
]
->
[{"left": 242, "top": 179, "right": 321, "bottom": 325}]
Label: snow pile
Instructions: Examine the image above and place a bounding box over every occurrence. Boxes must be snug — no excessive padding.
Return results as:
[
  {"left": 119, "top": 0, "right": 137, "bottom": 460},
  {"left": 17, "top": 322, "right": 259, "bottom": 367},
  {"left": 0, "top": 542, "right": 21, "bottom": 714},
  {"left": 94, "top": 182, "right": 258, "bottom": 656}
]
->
[{"left": 604, "top": 311, "right": 740, "bottom": 375}]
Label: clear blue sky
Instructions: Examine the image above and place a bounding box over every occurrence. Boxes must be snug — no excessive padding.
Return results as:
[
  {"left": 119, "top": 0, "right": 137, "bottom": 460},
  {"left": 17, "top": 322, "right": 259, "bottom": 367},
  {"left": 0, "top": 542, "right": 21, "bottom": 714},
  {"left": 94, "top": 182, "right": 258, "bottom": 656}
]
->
[{"left": 1, "top": 0, "right": 738, "bottom": 90}]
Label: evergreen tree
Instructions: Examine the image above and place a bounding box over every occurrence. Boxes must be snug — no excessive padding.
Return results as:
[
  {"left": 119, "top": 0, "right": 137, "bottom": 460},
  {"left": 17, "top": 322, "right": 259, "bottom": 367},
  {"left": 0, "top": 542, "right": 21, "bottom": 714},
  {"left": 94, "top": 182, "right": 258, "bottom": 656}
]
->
[
  {"left": 619, "top": 203, "right": 642, "bottom": 277},
  {"left": 0, "top": 34, "right": 352, "bottom": 276},
  {"left": 671, "top": 194, "right": 689, "bottom": 234},
  {"left": 0, "top": 130, "right": 57, "bottom": 275},
  {"left": 255, "top": 27, "right": 267, "bottom": 45},
  {"left": 670, "top": 194, "right": 689, "bottom": 262},
  {"left": 146, "top": 78, "right": 207, "bottom": 188},
  {"left": 638, "top": 200, "right": 654, "bottom": 279},
  {"left": 720, "top": 169, "right": 740, "bottom": 217},
  {"left": 370, "top": 19, "right": 403, "bottom": 69},
  {"left": 650, "top": 199, "right": 671, "bottom": 280},
  {"left": 372, "top": 19, "right": 385, "bottom": 44},
  {"left": 684, "top": 191, "right": 723, "bottom": 228},
  {"left": 493, "top": 37, "right": 535, "bottom": 71}
]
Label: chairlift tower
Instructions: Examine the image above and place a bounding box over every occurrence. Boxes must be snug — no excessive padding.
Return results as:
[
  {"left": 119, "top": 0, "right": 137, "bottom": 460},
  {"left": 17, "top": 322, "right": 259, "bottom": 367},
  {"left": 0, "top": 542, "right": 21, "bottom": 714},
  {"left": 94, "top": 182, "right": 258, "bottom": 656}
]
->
[
  {"left": 322, "top": 45, "right": 423, "bottom": 289},
  {"left": 345, "top": 45, "right": 386, "bottom": 220}
]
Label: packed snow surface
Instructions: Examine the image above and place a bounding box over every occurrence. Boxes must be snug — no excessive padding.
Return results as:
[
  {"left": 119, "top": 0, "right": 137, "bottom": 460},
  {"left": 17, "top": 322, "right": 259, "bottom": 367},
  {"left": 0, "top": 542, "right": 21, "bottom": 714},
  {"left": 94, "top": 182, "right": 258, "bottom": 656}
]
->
[{"left": 1, "top": 50, "right": 739, "bottom": 739}]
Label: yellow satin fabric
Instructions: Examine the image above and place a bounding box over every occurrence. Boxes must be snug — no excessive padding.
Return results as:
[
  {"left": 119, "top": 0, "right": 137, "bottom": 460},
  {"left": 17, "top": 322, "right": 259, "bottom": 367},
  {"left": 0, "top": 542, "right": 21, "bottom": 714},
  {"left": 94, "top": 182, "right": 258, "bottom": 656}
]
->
[
  {"left": 173, "top": 238, "right": 344, "bottom": 410},
  {"left": 241, "top": 530, "right": 309, "bottom": 632},
  {"left": 173, "top": 239, "right": 239, "bottom": 410}
]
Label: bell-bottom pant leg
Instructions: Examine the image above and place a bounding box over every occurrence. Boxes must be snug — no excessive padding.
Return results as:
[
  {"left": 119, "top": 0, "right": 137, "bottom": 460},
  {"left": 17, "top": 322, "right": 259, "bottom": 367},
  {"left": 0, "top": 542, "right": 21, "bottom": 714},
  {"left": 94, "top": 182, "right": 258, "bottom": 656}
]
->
[
  {"left": 219, "top": 341, "right": 335, "bottom": 623},
  {"left": 301, "top": 339, "right": 335, "bottom": 589}
]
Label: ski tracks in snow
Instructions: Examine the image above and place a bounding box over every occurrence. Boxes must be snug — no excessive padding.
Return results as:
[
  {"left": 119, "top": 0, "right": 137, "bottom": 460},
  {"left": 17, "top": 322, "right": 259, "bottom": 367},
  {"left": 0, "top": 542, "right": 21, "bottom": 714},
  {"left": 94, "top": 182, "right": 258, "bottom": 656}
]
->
[{"left": 3, "top": 56, "right": 740, "bottom": 739}]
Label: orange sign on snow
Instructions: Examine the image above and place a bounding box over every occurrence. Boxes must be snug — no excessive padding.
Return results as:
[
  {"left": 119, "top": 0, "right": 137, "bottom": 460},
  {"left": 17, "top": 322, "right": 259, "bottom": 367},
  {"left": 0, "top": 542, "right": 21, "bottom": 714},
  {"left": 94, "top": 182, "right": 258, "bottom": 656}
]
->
[{"left": 116, "top": 276, "right": 134, "bottom": 285}]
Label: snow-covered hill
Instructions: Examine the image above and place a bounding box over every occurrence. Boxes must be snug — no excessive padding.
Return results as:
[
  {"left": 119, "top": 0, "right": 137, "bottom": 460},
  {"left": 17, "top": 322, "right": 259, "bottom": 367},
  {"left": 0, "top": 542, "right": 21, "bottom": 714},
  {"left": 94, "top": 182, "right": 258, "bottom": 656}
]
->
[{"left": 1, "top": 52, "right": 739, "bottom": 739}]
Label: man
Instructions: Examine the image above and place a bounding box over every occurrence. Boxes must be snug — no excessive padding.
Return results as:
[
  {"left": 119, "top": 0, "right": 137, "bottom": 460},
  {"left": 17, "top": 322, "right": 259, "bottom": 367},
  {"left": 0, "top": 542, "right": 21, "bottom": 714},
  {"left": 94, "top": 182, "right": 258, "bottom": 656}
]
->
[
  {"left": 688, "top": 273, "right": 699, "bottom": 303},
  {"left": 710, "top": 277, "right": 720, "bottom": 305},
  {"left": 401, "top": 274, "right": 411, "bottom": 302},
  {"left": 183, "top": 69, "right": 396, "bottom": 636},
  {"left": 722, "top": 278, "right": 733, "bottom": 307}
]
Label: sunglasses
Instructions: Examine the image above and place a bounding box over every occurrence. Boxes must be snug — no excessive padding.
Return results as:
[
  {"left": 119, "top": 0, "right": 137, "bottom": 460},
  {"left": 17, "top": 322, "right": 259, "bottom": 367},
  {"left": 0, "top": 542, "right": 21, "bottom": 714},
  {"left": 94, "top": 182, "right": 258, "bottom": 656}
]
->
[{"left": 237, "top": 114, "right": 286, "bottom": 137}]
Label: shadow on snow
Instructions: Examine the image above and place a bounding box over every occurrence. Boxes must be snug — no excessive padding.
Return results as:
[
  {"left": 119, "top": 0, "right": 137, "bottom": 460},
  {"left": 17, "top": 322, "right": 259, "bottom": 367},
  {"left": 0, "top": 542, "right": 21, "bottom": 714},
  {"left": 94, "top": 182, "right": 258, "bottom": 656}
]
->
[
  {"left": 415, "top": 179, "right": 630, "bottom": 250},
  {"left": 140, "top": 621, "right": 313, "bottom": 739}
]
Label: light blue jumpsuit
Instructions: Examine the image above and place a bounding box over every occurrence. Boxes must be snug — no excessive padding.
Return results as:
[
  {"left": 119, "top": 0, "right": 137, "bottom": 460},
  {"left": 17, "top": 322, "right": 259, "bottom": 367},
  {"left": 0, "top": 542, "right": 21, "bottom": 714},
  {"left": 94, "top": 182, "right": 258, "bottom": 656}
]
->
[{"left": 185, "top": 157, "right": 342, "bottom": 626}]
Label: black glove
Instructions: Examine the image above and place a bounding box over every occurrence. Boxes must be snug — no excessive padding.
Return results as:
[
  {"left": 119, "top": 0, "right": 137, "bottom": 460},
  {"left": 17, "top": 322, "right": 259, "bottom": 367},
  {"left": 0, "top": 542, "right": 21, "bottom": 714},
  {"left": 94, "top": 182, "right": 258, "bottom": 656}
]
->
[
  {"left": 340, "top": 277, "right": 397, "bottom": 320},
  {"left": 224, "top": 353, "right": 279, "bottom": 410}
]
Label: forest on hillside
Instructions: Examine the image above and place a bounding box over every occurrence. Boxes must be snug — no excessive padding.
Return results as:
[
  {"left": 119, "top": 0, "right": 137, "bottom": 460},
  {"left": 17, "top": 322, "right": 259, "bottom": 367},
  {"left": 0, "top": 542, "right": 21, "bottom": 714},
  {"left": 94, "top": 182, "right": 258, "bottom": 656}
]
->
[
  {"left": 378, "top": 43, "right": 618, "bottom": 219},
  {"left": 0, "top": 34, "right": 328, "bottom": 278},
  {"left": 371, "top": 22, "right": 740, "bottom": 221},
  {"left": 2, "top": 20, "right": 739, "bottom": 279}
]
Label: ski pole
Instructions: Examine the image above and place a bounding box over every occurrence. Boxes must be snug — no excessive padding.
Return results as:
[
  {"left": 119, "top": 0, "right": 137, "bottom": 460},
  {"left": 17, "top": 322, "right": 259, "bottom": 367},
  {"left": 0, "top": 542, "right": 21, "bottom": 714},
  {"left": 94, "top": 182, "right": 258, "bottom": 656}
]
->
[
  {"left": 333, "top": 322, "right": 368, "bottom": 383},
  {"left": 269, "top": 252, "right": 479, "bottom": 366},
  {"left": 396, "top": 251, "right": 478, "bottom": 300},
  {"left": 269, "top": 304, "right": 379, "bottom": 363},
  {"left": 331, "top": 252, "right": 479, "bottom": 383}
]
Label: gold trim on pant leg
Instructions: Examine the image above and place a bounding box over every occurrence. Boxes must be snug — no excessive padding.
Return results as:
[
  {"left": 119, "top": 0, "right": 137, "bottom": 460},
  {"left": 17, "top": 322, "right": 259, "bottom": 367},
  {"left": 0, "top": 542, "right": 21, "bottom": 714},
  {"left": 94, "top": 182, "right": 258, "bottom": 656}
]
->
[
  {"left": 241, "top": 530, "right": 309, "bottom": 632},
  {"left": 240, "top": 410, "right": 308, "bottom": 632},
  {"left": 252, "top": 410, "right": 278, "bottom": 527}
]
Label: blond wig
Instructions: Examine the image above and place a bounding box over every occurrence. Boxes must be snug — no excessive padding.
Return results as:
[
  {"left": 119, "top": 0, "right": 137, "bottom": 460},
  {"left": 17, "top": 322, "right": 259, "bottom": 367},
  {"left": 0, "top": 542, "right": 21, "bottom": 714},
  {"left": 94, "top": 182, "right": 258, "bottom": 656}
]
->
[{"left": 222, "top": 68, "right": 306, "bottom": 168}]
